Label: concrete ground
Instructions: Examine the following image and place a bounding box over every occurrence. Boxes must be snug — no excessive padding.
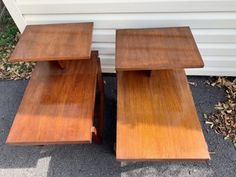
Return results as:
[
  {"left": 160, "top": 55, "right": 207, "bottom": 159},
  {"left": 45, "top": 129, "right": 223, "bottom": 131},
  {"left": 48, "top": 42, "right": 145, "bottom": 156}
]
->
[{"left": 0, "top": 75, "right": 235, "bottom": 177}]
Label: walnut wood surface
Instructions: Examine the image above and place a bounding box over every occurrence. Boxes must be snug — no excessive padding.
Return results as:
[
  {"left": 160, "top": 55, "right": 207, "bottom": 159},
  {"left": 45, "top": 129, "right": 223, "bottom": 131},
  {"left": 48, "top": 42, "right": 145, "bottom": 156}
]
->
[
  {"left": 6, "top": 52, "right": 98, "bottom": 145},
  {"left": 116, "top": 70, "right": 209, "bottom": 160},
  {"left": 10, "top": 23, "right": 93, "bottom": 62},
  {"left": 116, "top": 27, "right": 204, "bottom": 71}
]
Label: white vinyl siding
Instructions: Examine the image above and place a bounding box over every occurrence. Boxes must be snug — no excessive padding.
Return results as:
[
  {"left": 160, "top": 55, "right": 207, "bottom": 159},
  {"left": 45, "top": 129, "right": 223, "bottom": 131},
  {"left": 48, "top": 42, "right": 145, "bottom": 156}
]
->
[{"left": 3, "top": 0, "right": 236, "bottom": 76}]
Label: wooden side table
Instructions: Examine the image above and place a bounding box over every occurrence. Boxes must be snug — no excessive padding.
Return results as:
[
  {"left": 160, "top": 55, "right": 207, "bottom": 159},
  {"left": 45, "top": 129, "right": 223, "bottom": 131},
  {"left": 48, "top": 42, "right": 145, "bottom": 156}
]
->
[
  {"left": 115, "top": 27, "right": 210, "bottom": 160},
  {"left": 6, "top": 23, "right": 104, "bottom": 145}
]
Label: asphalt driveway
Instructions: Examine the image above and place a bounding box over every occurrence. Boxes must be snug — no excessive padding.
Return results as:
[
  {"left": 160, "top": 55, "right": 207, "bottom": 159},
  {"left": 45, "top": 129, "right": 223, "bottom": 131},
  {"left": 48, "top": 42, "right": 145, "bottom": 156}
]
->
[{"left": 0, "top": 75, "right": 235, "bottom": 177}]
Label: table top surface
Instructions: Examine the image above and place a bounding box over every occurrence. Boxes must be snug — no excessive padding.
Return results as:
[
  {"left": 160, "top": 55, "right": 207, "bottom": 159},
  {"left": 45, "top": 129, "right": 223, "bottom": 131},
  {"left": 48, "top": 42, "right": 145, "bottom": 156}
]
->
[
  {"left": 6, "top": 52, "right": 98, "bottom": 145},
  {"left": 116, "top": 27, "right": 204, "bottom": 71},
  {"left": 116, "top": 70, "right": 209, "bottom": 160},
  {"left": 10, "top": 23, "right": 93, "bottom": 62}
]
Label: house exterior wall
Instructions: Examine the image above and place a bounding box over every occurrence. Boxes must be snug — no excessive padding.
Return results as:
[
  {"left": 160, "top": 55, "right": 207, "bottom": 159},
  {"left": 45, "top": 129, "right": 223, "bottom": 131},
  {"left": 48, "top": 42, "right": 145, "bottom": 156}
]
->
[{"left": 3, "top": 0, "right": 236, "bottom": 76}]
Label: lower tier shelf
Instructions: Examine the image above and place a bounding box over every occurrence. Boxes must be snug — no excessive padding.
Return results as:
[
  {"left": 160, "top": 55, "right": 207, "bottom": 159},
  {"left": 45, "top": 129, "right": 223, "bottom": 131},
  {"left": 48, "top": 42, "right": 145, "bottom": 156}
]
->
[
  {"left": 6, "top": 53, "right": 98, "bottom": 145},
  {"left": 117, "top": 70, "right": 210, "bottom": 160}
]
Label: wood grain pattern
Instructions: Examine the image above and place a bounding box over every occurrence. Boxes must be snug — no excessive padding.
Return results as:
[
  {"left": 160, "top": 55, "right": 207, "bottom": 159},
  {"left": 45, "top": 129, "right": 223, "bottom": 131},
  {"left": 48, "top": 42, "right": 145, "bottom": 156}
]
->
[
  {"left": 117, "top": 70, "right": 209, "bottom": 160},
  {"left": 116, "top": 27, "right": 204, "bottom": 71},
  {"left": 6, "top": 52, "right": 98, "bottom": 145},
  {"left": 10, "top": 23, "right": 93, "bottom": 62}
]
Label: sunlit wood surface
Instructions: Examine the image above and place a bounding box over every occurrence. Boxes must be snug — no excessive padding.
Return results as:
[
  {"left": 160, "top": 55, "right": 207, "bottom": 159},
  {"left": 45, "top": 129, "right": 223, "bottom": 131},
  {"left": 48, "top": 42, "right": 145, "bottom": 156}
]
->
[
  {"left": 116, "top": 70, "right": 209, "bottom": 160},
  {"left": 7, "top": 52, "right": 98, "bottom": 145}
]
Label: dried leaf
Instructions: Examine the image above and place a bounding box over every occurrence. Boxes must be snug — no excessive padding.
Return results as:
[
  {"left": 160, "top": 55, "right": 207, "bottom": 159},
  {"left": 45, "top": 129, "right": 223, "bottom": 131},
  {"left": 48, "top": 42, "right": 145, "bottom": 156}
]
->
[
  {"left": 224, "top": 136, "right": 230, "bottom": 140},
  {"left": 189, "top": 82, "right": 197, "bottom": 86},
  {"left": 226, "top": 110, "right": 232, "bottom": 114},
  {"left": 0, "top": 19, "right": 35, "bottom": 80},
  {"left": 205, "top": 121, "right": 214, "bottom": 126},
  {"left": 205, "top": 77, "right": 236, "bottom": 148}
]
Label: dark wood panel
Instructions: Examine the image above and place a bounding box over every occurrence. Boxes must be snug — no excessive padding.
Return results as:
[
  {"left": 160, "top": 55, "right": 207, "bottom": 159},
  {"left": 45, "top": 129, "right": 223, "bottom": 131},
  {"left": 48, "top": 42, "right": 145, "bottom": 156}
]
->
[
  {"left": 116, "top": 27, "right": 204, "bottom": 71},
  {"left": 6, "top": 52, "right": 98, "bottom": 145},
  {"left": 10, "top": 23, "right": 93, "bottom": 62},
  {"left": 117, "top": 70, "right": 209, "bottom": 160}
]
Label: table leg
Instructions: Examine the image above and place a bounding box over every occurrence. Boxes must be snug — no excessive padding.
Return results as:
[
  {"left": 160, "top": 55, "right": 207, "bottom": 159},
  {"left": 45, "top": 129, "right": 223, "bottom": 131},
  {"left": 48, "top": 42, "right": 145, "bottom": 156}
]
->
[
  {"left": 93, "top": 56, "right": 105, "bottom": 144},
  {"left": 56, "top": 61, "right": 66, "bottom": 69},
  {"left": 145, "top": 70, "right": 152, "bottom": 77}
]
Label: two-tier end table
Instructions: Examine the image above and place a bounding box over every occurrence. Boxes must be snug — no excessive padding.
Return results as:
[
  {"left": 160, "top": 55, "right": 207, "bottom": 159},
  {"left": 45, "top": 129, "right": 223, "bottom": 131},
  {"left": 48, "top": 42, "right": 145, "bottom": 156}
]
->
[
  {"left": 6, "top": 23, "right": 104, "bottom": 145},
  {"left": 115, "top": 27, "right": 210, "bottom": 160}
]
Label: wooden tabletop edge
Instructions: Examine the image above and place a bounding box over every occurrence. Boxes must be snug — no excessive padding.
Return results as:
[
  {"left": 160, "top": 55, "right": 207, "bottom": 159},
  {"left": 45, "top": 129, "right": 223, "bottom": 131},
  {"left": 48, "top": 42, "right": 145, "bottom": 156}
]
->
[{"left": 6, "top": 140, "right": 92, "bottom": 146}]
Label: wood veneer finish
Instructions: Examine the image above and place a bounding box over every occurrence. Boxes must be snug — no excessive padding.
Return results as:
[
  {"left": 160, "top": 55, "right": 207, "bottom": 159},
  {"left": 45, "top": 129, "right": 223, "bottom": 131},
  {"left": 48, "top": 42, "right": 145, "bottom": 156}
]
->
[
  {"left": 10, "top": 23, "right": 93, "bottom": 62},
  {"left": 116, "top": 27, "right": 204, "bottom": 71},
  {"left": 6, "top": 52, "right": 98, "bottom": 145},
  {"left": 116, "top": 70, "right": 209, "bottom": 160}
]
